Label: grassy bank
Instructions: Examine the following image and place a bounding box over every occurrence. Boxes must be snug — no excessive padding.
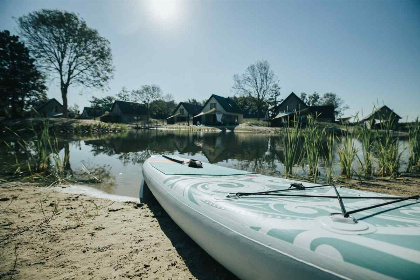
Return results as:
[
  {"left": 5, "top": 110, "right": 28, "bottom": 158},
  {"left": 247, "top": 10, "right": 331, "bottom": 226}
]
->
[{"left": 1, "top": 118, "right": 128, "bottom": 137}]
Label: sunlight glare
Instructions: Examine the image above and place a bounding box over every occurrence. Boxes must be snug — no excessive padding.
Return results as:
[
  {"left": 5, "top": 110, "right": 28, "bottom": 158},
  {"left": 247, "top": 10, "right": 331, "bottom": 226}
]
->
[{"left": 150, "top": 0, "right": 178, "bottom": 22}]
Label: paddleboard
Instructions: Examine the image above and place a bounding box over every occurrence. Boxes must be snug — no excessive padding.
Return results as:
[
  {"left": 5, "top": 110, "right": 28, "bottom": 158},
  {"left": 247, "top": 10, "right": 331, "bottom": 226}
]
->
[{"left": 142, "top": 155, "right": 420, "bottom": 280}]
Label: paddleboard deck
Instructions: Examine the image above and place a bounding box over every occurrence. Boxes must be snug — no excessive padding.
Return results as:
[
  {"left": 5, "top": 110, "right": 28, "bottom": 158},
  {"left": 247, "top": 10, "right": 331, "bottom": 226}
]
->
[{"left": 142, "top": 155, "right": 420, "bottom": 280}]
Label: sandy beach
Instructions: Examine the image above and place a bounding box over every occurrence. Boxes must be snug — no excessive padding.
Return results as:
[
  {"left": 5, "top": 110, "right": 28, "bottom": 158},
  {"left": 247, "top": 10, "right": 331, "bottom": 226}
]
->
[{"left": 0, "top": 182, "right": 235, "bottom": 279}]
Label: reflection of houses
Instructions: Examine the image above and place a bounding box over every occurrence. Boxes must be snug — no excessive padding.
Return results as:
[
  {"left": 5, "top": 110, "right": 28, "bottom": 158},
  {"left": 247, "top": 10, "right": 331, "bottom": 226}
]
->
[
  {"left": 104, "top": 101, "right": 147, "bottom": 123},
  {"left": 33, "top": 98, "right": 64, "bottom": 118},
  {"left": 271, "top": 92, "right": 335, "bottom": 126},
  {"left": 167, "top": 102, "right": 202, "bottom": 125},
  {"left": 194, "top": 94, "right": 243, "bottom": 125},
  {"left": 81, "top": 107, "right": 104, "bottom": 120},
  {"left": 359, "top": 106, "right": 401, "bottom": 129}
]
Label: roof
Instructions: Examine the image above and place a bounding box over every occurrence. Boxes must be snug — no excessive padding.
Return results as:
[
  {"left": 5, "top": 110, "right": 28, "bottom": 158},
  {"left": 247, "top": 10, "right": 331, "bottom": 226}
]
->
[
  {"left": 275, "top": 92, "right": 308, "bottom": 113},
  {"left": 36, "top": 98, "right": 63, "bottom": 111},
  {"left": 272, "top": 105, "right": 334, "bottom": 120},
  {"left": 83, "top": 107, "right": 104, "bottom": 116},
  {"left": 203, "top": 94, "right": 243, "bottom": 114},
  {"left": 360, "top": 105, "right": 401, "bottom": 122},
  {"left": 111, "top": 101, "right": 147, "bottom": 115},
  {"left": 173, "top": 102, "right": 202, "bottom": 116}
]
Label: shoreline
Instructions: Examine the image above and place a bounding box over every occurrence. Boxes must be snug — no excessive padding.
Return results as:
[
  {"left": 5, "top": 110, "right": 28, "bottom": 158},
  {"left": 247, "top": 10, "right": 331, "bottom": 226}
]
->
[{"left": 0, "top": 182, "right": 235, "bottom": 279}]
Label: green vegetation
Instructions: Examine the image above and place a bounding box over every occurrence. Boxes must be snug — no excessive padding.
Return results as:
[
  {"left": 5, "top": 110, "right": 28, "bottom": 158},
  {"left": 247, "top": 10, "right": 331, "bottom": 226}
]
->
[
  {"left": 407, "top": 119, "right": 420, "bottom": 172},
  {"left": 337, "top": 129, "right": 358, "bottom": 179},
  {"left": 357, "top": 119, "right": 374, "bottom": 177},
  {"left": 323, "top": 132, "right": 336, "bottom": 184},
  {"left": 282, "top": 116, "right": 303, "bottom": 177},
  {"left": 375, "top": 118, "right": 403, "bottom": 178},
  {"left": 2, "top": 120, "right": 64, "bottom": 184},
  {"left": 303, "top": 116, "right": 323, "bottom": 182}
]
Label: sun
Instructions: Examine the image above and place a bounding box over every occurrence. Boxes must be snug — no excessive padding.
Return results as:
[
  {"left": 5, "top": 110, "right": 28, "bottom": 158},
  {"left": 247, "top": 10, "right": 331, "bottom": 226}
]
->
[{"left": 149, "top": 0, "right": 178, "bottom": 22}]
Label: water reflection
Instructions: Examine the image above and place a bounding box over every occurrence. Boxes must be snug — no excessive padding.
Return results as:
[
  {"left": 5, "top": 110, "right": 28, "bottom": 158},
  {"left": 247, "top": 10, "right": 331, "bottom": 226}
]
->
[{"left": 0, "top": 130, "right": 411, "bottom": 198}]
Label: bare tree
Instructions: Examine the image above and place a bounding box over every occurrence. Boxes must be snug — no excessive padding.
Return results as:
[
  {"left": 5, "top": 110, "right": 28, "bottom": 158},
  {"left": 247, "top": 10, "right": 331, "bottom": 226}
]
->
[
  {"left": 17, "top": 9, "right": 114, "bottom": 117},
  {"left": 131, "top": 85, "right": 162, "bottom": 123},
  {"left": 233, "top": 60, "right": 279, "bottom": 120}
]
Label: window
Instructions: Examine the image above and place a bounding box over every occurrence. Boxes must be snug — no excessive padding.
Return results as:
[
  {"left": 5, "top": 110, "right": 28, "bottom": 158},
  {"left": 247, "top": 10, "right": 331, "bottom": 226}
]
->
[
  {"left": 180, "top": 108, "right": 185, "bottom": 114},
  {"left": 210, "top": 103, "right": 216, "bottom": 110}
]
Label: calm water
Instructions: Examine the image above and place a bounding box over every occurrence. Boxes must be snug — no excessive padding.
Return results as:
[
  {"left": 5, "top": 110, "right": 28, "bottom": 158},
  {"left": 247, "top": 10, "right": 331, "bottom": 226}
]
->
[{"left": 0, "top": 130, "right": 410, "bottom": 198}]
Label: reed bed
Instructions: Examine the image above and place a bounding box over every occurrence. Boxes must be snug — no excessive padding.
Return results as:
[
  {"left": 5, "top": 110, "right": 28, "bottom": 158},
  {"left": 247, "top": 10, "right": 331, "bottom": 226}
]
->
[
  {"left": 1, "top": 119, "right": 64, "bottom": 183},
  {"left": 337, "top": 127, "right": 358, "bottom": 179},
  {"left": 374, "top": 116, "right": 403, "bottom": 178},
  {"left": 408, "top": 118, "right": 420, "bottom": 172},
  {"left": 357, "top": 119, "right": 375, "bottom": 177},
  {"left": 323, "top": 132, "right": 336, "bottom": 184},
  {"left": 275, "top": 106, "right": 420, "bottom": 181},
  {"left": 282, "top": 116, "right": 303, "bottom": 177},
  {"left": 303, "top": 116, "right": 324, "bottom": 182}
]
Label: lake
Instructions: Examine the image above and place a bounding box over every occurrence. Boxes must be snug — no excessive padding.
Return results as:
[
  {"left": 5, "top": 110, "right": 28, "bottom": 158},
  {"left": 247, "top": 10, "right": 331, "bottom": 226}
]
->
[{"left": 0, "top": 130, "right": 411, "bottom": 198}]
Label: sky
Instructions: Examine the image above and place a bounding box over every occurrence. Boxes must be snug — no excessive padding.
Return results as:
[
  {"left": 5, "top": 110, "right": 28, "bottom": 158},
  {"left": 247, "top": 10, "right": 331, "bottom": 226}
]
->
[{"left": 1, "top": 0, "right": 419, "bottom": 120}]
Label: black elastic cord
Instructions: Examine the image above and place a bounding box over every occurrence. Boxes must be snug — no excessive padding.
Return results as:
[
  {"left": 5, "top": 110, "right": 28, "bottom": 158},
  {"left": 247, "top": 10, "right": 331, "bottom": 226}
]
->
[
  {"left": 345, "top": 195, "right": 419, "bottom": 216},
  {"left": 162, "top": 155, "right": 185, "bottom": 164},
  {"left": 333, "top": 185, "right": 349, "bottom": 217}
]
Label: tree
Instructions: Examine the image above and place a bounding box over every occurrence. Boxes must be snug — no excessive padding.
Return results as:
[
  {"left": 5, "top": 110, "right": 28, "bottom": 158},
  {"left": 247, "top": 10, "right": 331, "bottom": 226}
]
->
[
  {"left": 131, "top": 85, "right": 162, "bottom": 123},
  {"left": 17, "top": 9, "right": 114, "bottom": 118},
  {"left": 150, "top": 99, "right": 176, "bottom": 119},
  {"left": 116, "top": 87, "right": 131, "bottom": 101},
  {"left": 90, "top": 95, "right": 115, "bottom": 112},
  {"left": 186, "top": 98, "right": 205, "bottom": 106},
  {"left": 302, "top": 92, "right": 349, "bottom": 118},
  {"left": 233, "top": 60, "right": 279, "bottom": 120},
  {"left": 68, "top": 104, "right": 80, "bottom": 117},
  {"left": 307, "top": 92, "right": 321, "bottom": 106},
  {"left": 300, "top": 92, "right": 307, "bottom": 104},
  {"left": 266, "top": 83, "right": 282, "bottom": 119},
  {"left": 320, "top": 92, "right": 349, "bottom": 118},
  {"left": 0, "top": 30, "right": 47, "bottom": 117}
]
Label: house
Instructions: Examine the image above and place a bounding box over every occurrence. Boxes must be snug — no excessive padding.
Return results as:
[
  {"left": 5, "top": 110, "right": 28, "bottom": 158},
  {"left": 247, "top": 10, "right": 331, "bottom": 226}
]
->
[
  {"left": 167, "top": 102, "right": 202, "bottom": 125},
  {"left": 81, "top": 107, "right": 104, "bottom": 120},
  {"left": 271, "top": 93, "right": 335, "bottom": 126},
  {"left": 106, "top": 101, "right": 147, "bottom": 123},
  {"left": 275, "top": 92, "right": 308, "bottom": 114},
  {"left": 359, "top": 105, "right": 401, "bottom": 129},
  {"left": 33, "top": 98, "right": 64, "bottom": 118},
  {"left": 194, "top": 94, "right": 243, "bottom": 125}
]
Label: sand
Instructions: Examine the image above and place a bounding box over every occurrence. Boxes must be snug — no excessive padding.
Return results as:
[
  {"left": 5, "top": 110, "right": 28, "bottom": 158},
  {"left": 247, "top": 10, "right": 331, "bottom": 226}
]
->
[{"left": 0, "top": 182, "right": 235, "bottom": 279}]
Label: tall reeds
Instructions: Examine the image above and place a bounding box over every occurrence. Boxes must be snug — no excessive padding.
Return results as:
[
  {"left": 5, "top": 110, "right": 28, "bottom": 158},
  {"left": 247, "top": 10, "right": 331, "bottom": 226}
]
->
[
  {"left": 407, "top": 118, "right": 420, "bottom": 172},
  {"left": 323, "top": 132, "right": 335, "bottom": 184},
  {"left": 375, "top": 115, "right": 402, "bottom": 178},
  {"left": 358, "top": 118, "right": 375, "bottom": 177},
  {"left": 282, "top": 115, "right": 303, "bottom": 177},
  {"left": 303, "top": 116, "right": 323, "bottom": 182},
  {"left": 3, "top": 119, "right": 63, "bottom": 179},
  {"left": 337, "top": 127, "right": 358, "bottom": 179}
]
